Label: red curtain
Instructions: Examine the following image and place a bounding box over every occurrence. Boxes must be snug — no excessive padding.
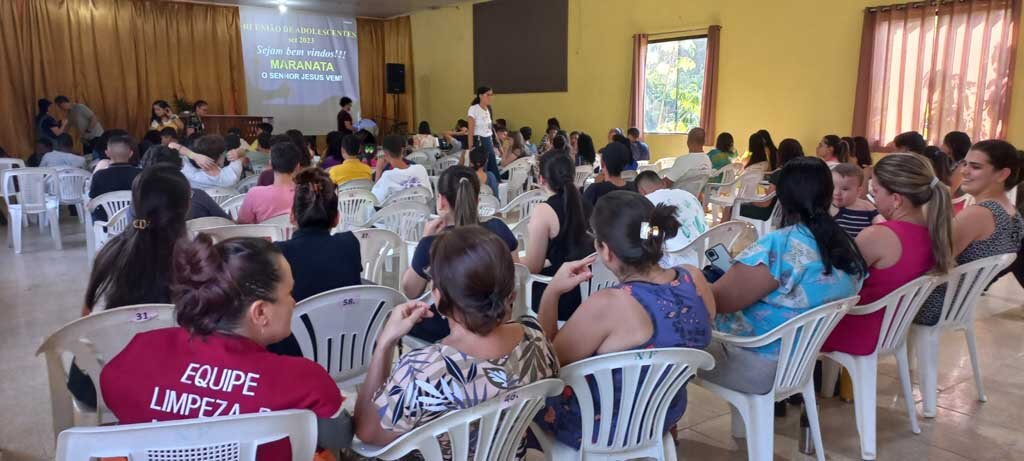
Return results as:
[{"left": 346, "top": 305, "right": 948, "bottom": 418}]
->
[
  {"left": 701, "top": 25, "right": 722, "bottom": 140},
  {"left": 628, "top": 33, "right": 648, "bottom": 132}
]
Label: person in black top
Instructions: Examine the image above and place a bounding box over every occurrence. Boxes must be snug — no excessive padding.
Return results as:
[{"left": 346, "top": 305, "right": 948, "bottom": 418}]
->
[
  {"left": 35, "top": 98, "right": 64, "bottom": 143},
  {"left": 584, "top": 142, "right": 631, "bottom": 207},
  {"left": 270, "top": 167, "right": 362, "bottom": 356},
  {"left": 337, "top": 96, "right": 354, "bottom": 135},
  {"left": 89, "top": 135, "right": 139, "bottom": 221}
]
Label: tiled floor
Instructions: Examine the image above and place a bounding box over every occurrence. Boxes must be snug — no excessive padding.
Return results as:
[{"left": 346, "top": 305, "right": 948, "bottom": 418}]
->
[{"left": 2, "top": 218, "right": 1023, "bottom": 460}]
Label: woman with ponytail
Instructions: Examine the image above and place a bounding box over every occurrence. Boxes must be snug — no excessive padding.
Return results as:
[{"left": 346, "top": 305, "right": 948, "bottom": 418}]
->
[
  {"left": 466, "top": 86, "right": 501, "bottom": 179},
  {"left": 822, "top": 153, "right": 952, "bottom": 355},
  {"left": 817, "top": 134, "right": 850, "bottom": 167},
  {"left": 525, "top": 152, "right": 594, "bottom": 320},
  {"left": 706, "top": 157, "right": 866, "bottom": 394},
  {"left": 101, "top": 236, "right": 352, "bottom": 458},
  {"left": 355, "top": 226, "right": 558, "bottom": 449},
  {"left": 533, "top": 190, "right": 714, "bottom": 449},
  {"left": 402, "top": 166, "right": 519, "bottom": 342}
]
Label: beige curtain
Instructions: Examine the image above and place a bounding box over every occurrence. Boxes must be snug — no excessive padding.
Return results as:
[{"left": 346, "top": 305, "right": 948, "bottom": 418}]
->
[
  {"left": 628, "top": 34, "right": 648, "bottom": 131},
  {"left": 853, "top": 0, "right": 1020, "bottom": 148},
  {"left": 357, "top": 16, "right": 415, "bottom": 135},
  {"left": 701, "top": 25, "right": 722, "bottom": 140},
  {"left": 0, "top": 0, "right": 247, "bottom": 157}
]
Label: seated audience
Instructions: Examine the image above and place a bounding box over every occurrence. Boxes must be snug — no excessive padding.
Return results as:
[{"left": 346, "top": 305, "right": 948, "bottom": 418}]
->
[
  {"left": 607, "top": 127, "right": 623, "bottom": 143},
  {"left": 88, "top": 135, "right": 139, "bottom": 221},
  {"left": 371, "top": 134, "right": 430, "bottom": 202},
  {"left": 816, "top": 134, "right": 849, "bottom": 168},
  {"left": 822, "top": 153, "right": 951, "bottom": 355},
  {"left": 28, "top": 137, "right": 53, "bottom": 167},
  {"left": 149, "top": 100, "right": 182, "bottom": 132},
  {"left": 175, "top": 134, "right": 245, "bottom": 188},
  {"left": 583, "top": 142, "right": 630, "bottom": 207},
  {"left": 250, "top": 122, "right": 274, "bottom": 151},
  {"left": 663, "top": 127, "right": 712, "bottom": 184},
  {"left": 521, "top": 126, "right": 538, "bottom": 155},
  {"left": 102, "top": 235, "right": 352, "bottom": 457},
  {"left": 469, "top": 146, "right": 499, "bottom": 196},
  {"left": 893, "top": 130, "right": 927, "bottom": 155},
  {"left": 525, "top": 153, "right": 593, "bottom": 320},
  {"left": 534, "top": 190, "right": 713, "bottom": 448},
  {"left": 708, "top": 132, "right": 736, "bottom": 182},
  {"left": 735, "top": 132, "right": 778, "bottom": 220},
  {"left": 411, "top": 121, "right": 439, "bottom": 150},
  {"left": 915, "top": 140, "right": 1023, "bottom": 325},
  {"left": 238, "top": 142, "right": 300, "bottom": 224},
  {"left": 499, "top": 131, "right": 528, "bottom": 167},
  {"left": 39, "top": 134, "right": 85, "bottom": 169},
  {"left": 612, "top": 133, "right": 637, "bottom": 170},
  {"left": 402, "top": 166, "right": 518, "bottom": 341},
  {"left": 627, "top": 127, "right": 650, "bottom": 163},
  {"left": 139, "top": 145, "right": 231, "bottom": 220},
  {"left": 328, "top": 134, "right": 373, "bottom": 185},
  {"left": 319, "top": 131, "right": 343, "bottom": 170},
  {"left": 942, "top": 131, "right": 973, "bottom": 210},
  {"left": 569, "top": 131, "right": 580, "bottom": 156},
  {"left": 257, "top": 130, "right": 314, "bottom": 186},
  {"left": 355, "top": 226, "right": 558, "bottom": 448},
  {"left": 851, "top": 135, "right": 874, "bottom": 195},
  {"left": 705, "top": 157, "right": 867, "bottom": 394},
  {"left": 575, "top": 132, "right": 596, "bottom": 166},
  {"left": 922, "top": 145, "right": 954, "bottom": 186},
  {"left": 159, "top": 127, "right": 177, "bottom": 146},
  {"left": 635, "top": 170, "right": 708, "bottom": 267},
  {"left": 831, "top": 163, "right": 881, "bottom": 238},
  {"left": 246, "top": 131, "right": 273, "bottom": 172}
]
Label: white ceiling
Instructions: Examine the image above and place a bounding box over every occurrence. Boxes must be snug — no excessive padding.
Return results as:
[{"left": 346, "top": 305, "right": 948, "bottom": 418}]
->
[{"left": 195, "top": 0, "right": 479, "bottom": 18}]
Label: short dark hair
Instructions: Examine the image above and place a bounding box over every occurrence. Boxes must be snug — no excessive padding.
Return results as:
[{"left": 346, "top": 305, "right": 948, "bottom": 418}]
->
[
  {"left": 635, "top": 170, "right": 663, "bottom": 189},
  {"left": 270, "top": 141, "right": 301, "bottom": 173},
  {"left": 256, "top": 132, "right": 272, "bottom": 149},
  {"left": 292, "top": 168, "right": 338, "bottom": 229},
  {"left": 971, "top": 139, "right": 1021, "bottom": 191},
  {"left": 340, "top": 96, "right": 353, "bottom": 107},
  {"left": 141, "top": 145, "right": 182, "bottom": 169},
  {"left": 430, "top": 226, "right": 515, "bottom": 335},
  {"left": 715, "top": 132, "right": 734, "bottom": 152},
  {"left": 54, "top": 95, "right": 70, "bottom": 105},
  {"left": 418, "top": 121, "right": 431, "bottom": 135},
  {"left": 193, "top": 100, "right": 208, "bottom": 109},
  {"left": 257, "top": 122, "right": 273, "bottom": 134},
  {"left": 627, "top": 127, "right": 640, "bottom": 137},
  {"left": 159, "top": 127, "right": 177, "bottom": 138},
  {"left": 54, "top": 134, "right": 73, "bottom": 149},
  {"left": 519, "top": 126, "right": 532, "bottom": 141},
  {"left": 224, "top": 134, "right": 242, "bottom": 151},
  {"left": 37, "top": 99, "right": 52, "bottom": 114},
  {"left": 341, "top": 134, "right": 361, "bottom": 157},
  {"left": 600, "top": 143, "right": 630, "bottom": 176},
  {"left": 192, "top": 135, "right": 226, "bottom": 159},
  {"left": 546, "top": 117, "right": 560, "bottom": 130},
  {"left": 107, "top": 135, "right": 134, "bottom": 152},
  {"left": 893, "top": 131, "right": 927, "bottom": 155},
  {"left": 942, "top": 131, "right": 972, "bottom": 162},
  {"left": 226, "top": 127, "right": 241, "bottom": 137},
  {"left": 382, "top": 134, "right": 405, "bottom": 158}
]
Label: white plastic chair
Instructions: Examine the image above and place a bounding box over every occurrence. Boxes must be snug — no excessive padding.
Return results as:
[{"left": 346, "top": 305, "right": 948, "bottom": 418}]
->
[
  {"left": 37, "top": 304, "right": 176, "bottom": 438},
  {"left": 55, "top": 409, "right": 317, "bottom": 461},
  {"left": 434, "top": 155, "right": 461, "bottom": 174},
  {"left": 511, "top": 263, "right": 532, "bottom": 319},
  {"left": 199, "top": 224, "right": 286, "bottom": 242},
  {"left": 501, "top": 157, "right": 532, "bottom": 201},
  {"left": 530, "top": 348, "right": 715, "bottom": 461},
  {"left": 219, "top": 194, "right": 246, "bottom": 220},
  {"left": 0, "top": 158, "right": 26, "bottom": 211},
  {"left": 291, "top": 285, "right": 407, "bottom": 386},
  {"left": 406, "top": 150, "right": 430, "bottom": 166},
  {"left": 56, "top": 168, "right": 91, "bottom": 223},
  {"left": 354, "top": 379, "right": 563, "bottom": 461},
  {"left": 365, "top": 201, "right": 433, "bottom": 243},
  {"left": 582, "top": 253, "right": 619, "bottom": 300},
  {"left": 3, "top": 167, "right": 62, "bottom": 253},
  {"left": 821, "top": 276, "right": 938, "bottom": 460},
  {"left": 204, "top": 186, "right": 239, "bottom": 206},
  {"left": 497, "top": 189, "right": 550, "bottom": 228},
  {"left": 85, "top": 190, "right": 132, "bottom": 261},
  {"left": 734, "top": 191, "right": 779, "bottom": 237},
  {"left": 696, "top": 296, "right": 859, "bottom": 461},
  {"left": 235, "top": 175, "right": 260, "bottom": 194},
  {"left": 338, "top": 178, "right": 374, "bottom": 193},
  {"left": 703, "top": 165, "right": 746, "bottom": 224},
  {"left": 186, "top": 216, "right": 237, "bottom": 237},
  {"left": 260, "top": 213, "right": 295, "bottom": 239},
  {"left": 670, "top": 166, "right": 711, "bottom": 198},
  {"left": 335, "top": 189, "right": 378, "bottom": 232},
  {"left": 352, "top": 228, "right": 407, "bottom": 289},
  {"left": 911, "top": 253, "right": 1016, "bottom": 418},
  {"left": 620, "top": 170, "right": 638, "bottom": 182},
  {"left": 478, "top": 193, "right": 501, "bottom": 217},
  {"left": 574, "top": 165, "right": 594, "bottom": 189},
  {"left": 655, "top": 157, "right": 676, "bottom": 172},
  {"left": 668, "top": 221, "right": 758, "bottom": 268},
  {"left": 94, "top": 206, "right": 131, "bottom": 252},
  {"left": 381, "top": 186, "right": 433, "bottom": 208}
]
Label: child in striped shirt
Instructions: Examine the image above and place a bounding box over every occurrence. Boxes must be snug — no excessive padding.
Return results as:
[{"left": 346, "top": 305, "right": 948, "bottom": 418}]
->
[{"left": 831, "top": 163, "right": 881, "bottom": 237}]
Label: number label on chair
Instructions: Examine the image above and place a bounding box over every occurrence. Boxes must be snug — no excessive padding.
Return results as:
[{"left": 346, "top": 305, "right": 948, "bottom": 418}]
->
[
  {"left": 341, "top": 297, "right": 359, "bottom": 306},
  {"left": 133, "top": 311, "right": 160, "bottom": 322},
  {"left": 634, "top": 350, "right": 657, "bottom": 360},
  {"left": 501, "top": 391, "right": 520, "bottom": 409}
]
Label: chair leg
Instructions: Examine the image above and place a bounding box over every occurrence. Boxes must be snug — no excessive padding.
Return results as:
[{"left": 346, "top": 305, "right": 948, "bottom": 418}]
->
[
  {"left": 964, "top": 327, "right": 987, "bottom": 403},
  {"left": 75, "top": 203, "right": 85, "bottom": 224},
  {"left": 913, "top": 328, "right": 941, "bottom": 418},
  {"left": 662, "top": 432, "right": 678, "bottom": 461},
  {"left": 821, "top": 357, "right": 841, "bottom": 398},
  {"left": 48, "top": 208, "right": 62, "bottom": 250},
  {"left": 802, "top": 382, "right": 826, "bottom": 461},
  {"left": 849, "top": 355, "right": 878, "bottom": 460},
  {"left": 730, "top": 404, "right": 746, "bottom": 438},
  {"left": 896, "top": 343, "right": 921, "bottom": 434},
  {"left": 744, "top": 396, "right": 774, "bottom": 461},
  {"left": 10, "top": 208, "right": 22, "bottom": 253}
]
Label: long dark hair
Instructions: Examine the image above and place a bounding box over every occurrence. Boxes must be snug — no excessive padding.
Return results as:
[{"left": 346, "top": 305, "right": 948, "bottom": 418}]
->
[
  {"left": 437, "top": 166, "right": 480, "bottom": 226},
  {"left": 853, "top": 136, "right": 872, "bottom": 166},
  {"left": 285, "top": 129, "right": 312, "bottom": 167},
  {"left": 756, "top": 129, "right": 779, "bottom": 169},
  {"left": 576, "top": 133, "right": 596, "bottom": 165},
  {"left": 715, "top": 132, "right": 734, "bottom": 153},
  {"left": 540, "top": 153, "right": 591, "bottom": 253},
  {"left": 591, "top": 191, "right": 679, "bottom": 274},
  {"left": 150, "top": 100, "right": 172, "bottom": 124},
  {"left": 292, "top": 168, "right": 338, "bottom": 229},
  {"left": 747, "top": 132, "right": 769, "bottom": 167},
  {"left": 431, "top": 226, "right": 515, "bottom": 335},
  {"left": 325, "top": 131, "right": 343, "bottom": 162},
  {"left": 84, "top": 165, "right": 191, "bottom": 311},
  {"left": 471, "top": 86, "right": 492, "bottom": 107},
  {"left": 922, "top": 146, "right": 953, "bottom": 186},
  {"left": 822, "top": 135, "right": 850, "bottom": 163},
  {"left": 776, "top": 157, "right": 867, "bottom": 277},
  {"left": 777, "top": 139, "right": 805, "bottom": 167}
]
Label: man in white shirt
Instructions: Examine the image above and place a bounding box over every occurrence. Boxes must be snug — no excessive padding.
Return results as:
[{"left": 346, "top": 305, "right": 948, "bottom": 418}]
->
[
  {"left": 663, "top": 127, "right": 712, "bottom": 184},
  {"left": 636, "top": 170, "right": 708, "bottom": 268},
  {"left": 39, "top": 134, "right": 87, "bottom": 169},
  {"left": 173, "top": 135, "right": 246, "bottom": 189},
  {"left": 372, "top": 134, "right": 431, "bottom": 203}
]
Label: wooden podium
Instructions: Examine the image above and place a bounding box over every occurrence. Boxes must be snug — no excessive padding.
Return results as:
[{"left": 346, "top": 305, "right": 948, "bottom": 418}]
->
[{"left": 200, "top": 115, "right": 273, "bottom": 139}]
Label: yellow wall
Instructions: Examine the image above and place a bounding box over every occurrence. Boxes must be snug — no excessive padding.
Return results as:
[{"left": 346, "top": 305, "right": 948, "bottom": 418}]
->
[{"left": 411, "top": 0, "right": 1024, "bottom": 160}]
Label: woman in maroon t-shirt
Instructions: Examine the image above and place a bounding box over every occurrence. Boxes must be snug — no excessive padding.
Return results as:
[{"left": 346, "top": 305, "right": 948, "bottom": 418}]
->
[{"left": 101, "top": 235, "right": 351, "bottom": 457}]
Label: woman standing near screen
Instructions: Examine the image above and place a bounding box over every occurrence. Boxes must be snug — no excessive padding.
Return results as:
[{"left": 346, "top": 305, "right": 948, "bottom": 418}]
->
[{"left": 466, "top": 86, "right": 500, "bottom": 179}]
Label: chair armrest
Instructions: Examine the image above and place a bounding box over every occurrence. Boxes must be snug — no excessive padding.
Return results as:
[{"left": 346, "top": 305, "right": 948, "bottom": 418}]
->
[
  {"left": 846, "top": 300, "right": 887, "bottom": 316},
  {"left": 711, "top": 330, "right": 782, "bottom": 348},
  {"left": 528, "top": 274, "right": 553, "bottom": 285}
]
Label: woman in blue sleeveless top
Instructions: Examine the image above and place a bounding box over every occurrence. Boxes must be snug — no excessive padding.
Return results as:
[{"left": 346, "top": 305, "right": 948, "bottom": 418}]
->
[{"left": 532, "top": 190, "right": 714, "bottom": 449}]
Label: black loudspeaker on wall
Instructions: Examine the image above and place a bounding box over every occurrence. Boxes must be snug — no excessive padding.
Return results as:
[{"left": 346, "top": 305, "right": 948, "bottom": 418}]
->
[{"left": 386, "top": 63, "right": 405, "bottom": 94}]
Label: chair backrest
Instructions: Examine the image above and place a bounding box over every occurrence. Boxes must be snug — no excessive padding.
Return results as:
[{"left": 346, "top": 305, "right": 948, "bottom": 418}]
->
[
  {"left": 655, "top": 157, "right": 677, "bottom": 172},
  {"left": 260, "top": 213, "right": 295, "bottom": 239},
  {"left": 671, "top": 221, "right": 758, "bottom": 268},
  {"left": 737, "top": 170, "right": 768, "bottom": 199},
  {"left": 186, "top": 216, "right": 237, "bottom": 237},
  {"left": 355, "top": 379, "right": 563, "bottom": 461},
  {"left": 512, "top": 263, "right": 532, "bottom": 319},
  {"left": 498, "top": 189, "right": 549, "bottom": 222},
  {"left": 509, "top": 216, "right": 529, "bottom": 251},
  {"left": 712, "top": 163, "right": 742, "bottom": 184},
  {"left": 55, "top": 409, "right": 317, "bottom": 461},
  {"left": 582, "top": 253, "right": 619, "bottom": 300},
  {"left": 478, "top": 193, "right": 501, "bottom": 217},
  {"left": 352, "top": 228, "right": 407, "bottom": 287},
  {"left": 559, "top": 348, "right": 714, "bottom": 456},
  {"left": 0, "top": 157, "right": 26, "bottom": 170},
  {"left": 574, "top": 165, "right": 594, "bottom": 189},
  {"left": 434, "top": 155, "right": 461, "bottom": 174},
  {"left": 365, "top": 201, "right": 433, "bottom": 242},
  {"left": 935, "top": 253, "right": 1016, "bottom": 327},
  {"left": 56, "top": 168, "right": 91, "bottom": 204},
  {"left": 204, "top": 187, "right": 239, "bottom": 206},
  {"left": 406, "top": 150, "right": 430, "bottom": 165},
  {"left": 219, "top": 194, "right": 246, "bottom": 220},
  {"left": 620, "top": 170, "right": 638, "bottom": 182},
  {"left": 291, "top": 285, "right": 407, "bottom": 382},
  {"left": 199, "top": 224, "right": 286, "bottom": 242},
  {"left": 336, "top": 189, "right": 378, "bottom": 232},
  {"left": 502, "top": 157, "right": 532, "bottom": 197},
  {"left": 671, "top": 166, "right": 712, "bottom": 197},
  {"left": 863, "top": 275, "right": 938, "bottom": 355},
  {"left": 338, "top": 178, "right": 374, "bottom": 193},
  {"left": 381, "top": 185, "right": 433, "bottom": 208},
  {"left": 2, "top": 167, "right": 57, "bottom": 209},
  {"left": 87, "top": 190, "right": 133, "bottom": 221},
  {"left": 37, "top": 304, "right": 176, "bottom": 435},
  {"left": 235, "top": 175, "right": 260, "bottom": 194}
]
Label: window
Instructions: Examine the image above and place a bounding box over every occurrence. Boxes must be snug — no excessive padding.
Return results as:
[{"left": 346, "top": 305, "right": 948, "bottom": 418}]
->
[{"left": 643, "top": 36, "right": 708, "bottom": 134}]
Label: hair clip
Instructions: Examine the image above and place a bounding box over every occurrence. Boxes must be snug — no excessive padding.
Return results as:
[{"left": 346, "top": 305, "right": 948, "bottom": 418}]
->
[
  {"left": 309, "top": 183, "right": 321, "bottom": 194},
  {"left": 132, "top": 219, "right": 149, "bottom": 230},
  {"left": 929, "top": 176, "right": 940, "bottom": 189},
  {"left": 639, "top": 222, "right": 660, "bottom": 240}
]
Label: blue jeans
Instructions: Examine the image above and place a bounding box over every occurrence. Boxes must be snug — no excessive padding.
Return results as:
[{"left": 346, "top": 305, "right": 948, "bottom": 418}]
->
[{"left": 475, "top": 135, "right": 501, "bottom": 179}]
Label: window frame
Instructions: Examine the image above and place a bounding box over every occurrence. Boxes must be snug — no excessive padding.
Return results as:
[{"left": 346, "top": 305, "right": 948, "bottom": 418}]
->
[{"left": 642, "top": 33, "right": 710, "bottom": 135}]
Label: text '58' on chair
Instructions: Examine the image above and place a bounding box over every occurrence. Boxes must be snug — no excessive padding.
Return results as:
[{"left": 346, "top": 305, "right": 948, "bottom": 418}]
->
[
  {"left": 911, "top": 253, "right": 1016, "bottom": 418},
  {"left": 696, "top": 296, "right": 859, "bottom": 461},
  {"left": 354, "top": 379, "right": 564, "bottom": 461},
  {"left": 55, "top": 409, "right": 317, "bottom": 461},
  {"left": 821, "top": 276, "right": 938, "bottom": 460},
  {"left": 291, "top": 285, "right": 407, "bottom": 389},
  {"left": 37, "top": 304, "right": 176, "bottom": 439},
  {"left": 530, "top": 348, "right": 715, "bottom": 461},
  {"left": 3, "top": 167, "right": 62, "bottom": 253}
]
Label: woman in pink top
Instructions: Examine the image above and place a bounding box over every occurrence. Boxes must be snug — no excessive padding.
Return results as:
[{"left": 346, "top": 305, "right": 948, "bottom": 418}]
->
[
  {"left": 823, "top": 153, "right": 953, "bottom": 355},
  {"left": 238, "top": 142, "right": 301, "bottom": 224}
]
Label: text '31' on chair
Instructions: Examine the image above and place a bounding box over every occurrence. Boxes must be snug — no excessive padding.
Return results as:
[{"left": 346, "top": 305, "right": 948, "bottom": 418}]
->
[
  {"left": 55, "top": 409, "right": 317, "bottom": 461},
  {"left": 911, "top": 253, "right": 1016, "bottom": 418},
  {"left": 290, "top": 285, "right": 407, "bottom": 389},
  {"left": 821, "top": 276, "right": 938, "bottom": 460},
  {"left": 530, "top": 348, "right": 715, "bottom": 461},
  {"left": 3, "top": 167, "right": 62, "bottom": 253},
  {"left": 696, "top": 296, "right": 859, "bottom": 461},
  {"left": 37, "top": 304, "right": 176, "bottom": 439},
  {"left": 354, "top": 379, "right": 564, "bottom": 461}
]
